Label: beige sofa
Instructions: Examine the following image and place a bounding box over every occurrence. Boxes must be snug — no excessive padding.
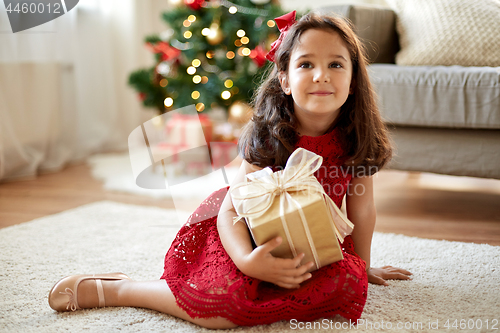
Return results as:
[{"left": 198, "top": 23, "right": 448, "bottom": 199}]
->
[{"left": 321, "top": 4, "right": 500, "bottom": 180}]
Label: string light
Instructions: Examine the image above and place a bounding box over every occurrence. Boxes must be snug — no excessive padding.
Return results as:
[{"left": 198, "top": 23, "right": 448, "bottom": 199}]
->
[
  {"left": 192, "top": 59, "right": 201, "bottom": 67},
  {"left": 164, "top": 97, "right": 173, "bottom": 107},
  {"left": 218, "top": 0, "right": 268, "bottom": 16},
  {"left": 142, "top": 0, "right": 274, "bottom": 111},
  {"left": 196, "top": 103, "right": 205, "bottom": 112},
  {"left": 236, "top": 48, "right": 252, "bottom": 56}
]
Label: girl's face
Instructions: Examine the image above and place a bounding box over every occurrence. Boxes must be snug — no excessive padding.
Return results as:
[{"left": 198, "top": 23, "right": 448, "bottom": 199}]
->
[{"left": 280, "top": 29, "right": 353, "bottom": 127}]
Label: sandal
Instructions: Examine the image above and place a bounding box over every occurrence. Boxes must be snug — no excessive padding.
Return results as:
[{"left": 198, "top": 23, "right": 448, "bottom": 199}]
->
[{"left": 48, "top": 273, "right": 130, "bottom": 312}]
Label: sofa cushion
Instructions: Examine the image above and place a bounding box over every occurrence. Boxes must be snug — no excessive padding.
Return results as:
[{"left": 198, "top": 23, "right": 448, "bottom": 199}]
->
[
  {"left": 385, "top": 0, "right": 500, "bottom": 67},
  {"left": 388, "top": 126, "right": 500, "bottom": 179},
  {"left": 369, "top": 64, "right": 500, "bottom": 129},
  {"left": 318, "top": 5, "right": 399, "bottom": 64}
]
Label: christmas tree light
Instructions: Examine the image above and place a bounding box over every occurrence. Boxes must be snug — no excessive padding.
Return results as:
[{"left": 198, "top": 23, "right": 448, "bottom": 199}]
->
[{"left": 128, "top": 0, "right": 286, "bottom": 114}]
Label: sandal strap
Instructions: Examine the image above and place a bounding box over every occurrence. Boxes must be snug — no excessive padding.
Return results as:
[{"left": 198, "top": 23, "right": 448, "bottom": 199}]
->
[{"left": 95, "top": 278, "right": 105, "bottom": 308}]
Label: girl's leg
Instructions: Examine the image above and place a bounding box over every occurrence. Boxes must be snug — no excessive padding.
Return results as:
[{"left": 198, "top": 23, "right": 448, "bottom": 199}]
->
[{"left": 77, "top": 279, "right": 237, "bottom": 329}]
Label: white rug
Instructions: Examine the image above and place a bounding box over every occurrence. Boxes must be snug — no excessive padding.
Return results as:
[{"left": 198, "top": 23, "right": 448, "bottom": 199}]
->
[
  {"left": 87, "top": 153, "right": 240, "bottom": 200},
  {"left": 0, "top": 201, "right": 499, "bottom": 333}
]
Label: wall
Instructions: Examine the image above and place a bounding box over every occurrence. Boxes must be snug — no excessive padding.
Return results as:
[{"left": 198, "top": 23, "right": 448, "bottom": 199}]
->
[{"left": 281, "top": 0, "right": 388, "bottom": 11}]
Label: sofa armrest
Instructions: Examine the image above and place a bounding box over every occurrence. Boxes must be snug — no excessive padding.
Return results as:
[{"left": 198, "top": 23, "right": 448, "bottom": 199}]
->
[{"left": 318, "top": 5, "right": 399, "bottom": 64}]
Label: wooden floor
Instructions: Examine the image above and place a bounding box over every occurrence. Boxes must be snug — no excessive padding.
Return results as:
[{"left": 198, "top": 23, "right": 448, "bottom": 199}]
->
[{"left": 1, "top": 162, "right": 499, "bottom": 246}]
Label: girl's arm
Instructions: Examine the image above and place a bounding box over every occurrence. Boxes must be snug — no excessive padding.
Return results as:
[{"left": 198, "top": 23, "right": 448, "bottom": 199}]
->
[
  {"left": 347, "top": 176, "right": 412, "bottom": 285},
  {"left": 217, "top": 159, "right": 313, "bottom": 289}
]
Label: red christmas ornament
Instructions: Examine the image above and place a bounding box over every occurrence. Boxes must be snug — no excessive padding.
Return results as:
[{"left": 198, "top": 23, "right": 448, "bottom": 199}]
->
[
  {"left": 146, "top": 41, "right": 181, "bottom": 61},
  {"left": 184, "top": 0, "right": 205, "bottom": 10},
  {"left": 139, "top": 92, "right": 147, "bottom": 101},
  {"left": 250, "top": 45, "right": 268, "bottom": 67}
]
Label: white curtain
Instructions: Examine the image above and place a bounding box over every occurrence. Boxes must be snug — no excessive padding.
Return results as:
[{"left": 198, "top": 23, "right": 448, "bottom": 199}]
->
[{"left": 0, "top": 0, "right": 170, "bottom": 181}]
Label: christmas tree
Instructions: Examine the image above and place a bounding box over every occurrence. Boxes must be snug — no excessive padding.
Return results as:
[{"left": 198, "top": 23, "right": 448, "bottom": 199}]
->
[{"left": 128, "top": 0, "right": 285, "bottom": 115}]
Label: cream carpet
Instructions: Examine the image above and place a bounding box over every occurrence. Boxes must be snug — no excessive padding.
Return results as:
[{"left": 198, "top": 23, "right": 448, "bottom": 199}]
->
[
  {"left": 87, "top": 153, "right": 240, "bottom": 199},
  {"left": 1, "top": 201, "right": 498, "bottom": 333}
]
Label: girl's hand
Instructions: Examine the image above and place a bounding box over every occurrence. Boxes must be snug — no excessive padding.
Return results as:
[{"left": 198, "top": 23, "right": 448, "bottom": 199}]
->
[
  {"left": 368, "top": 266, "right": 412, "bottom": 286},
  {"left": 240, "top": 237, "right": 315, "bottom": 289}
]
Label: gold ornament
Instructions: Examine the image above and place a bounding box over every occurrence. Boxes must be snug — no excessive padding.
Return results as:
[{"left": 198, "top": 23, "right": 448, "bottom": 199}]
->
[
  {"left": 267, "top": 33, "right": 278, "bottom": 50},
  {"left": 228, "top": 101, "right": 252, "bottom": 125},
  {"left": 206, "top": 23, "right": 224, "bottom": 45}
]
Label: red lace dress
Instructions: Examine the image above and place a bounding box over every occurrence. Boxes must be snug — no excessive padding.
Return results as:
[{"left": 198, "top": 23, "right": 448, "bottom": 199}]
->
[{"left": 161, "top": 128, "right": 368, "bottom": 326}]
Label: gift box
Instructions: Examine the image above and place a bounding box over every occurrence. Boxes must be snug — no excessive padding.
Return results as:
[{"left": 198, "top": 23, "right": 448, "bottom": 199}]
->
[
  {"left": 164, "top": 113, "right": 212, "bottom": 148},
  {"left": 230, "top": 148, "right": 354, "bottom": 272},
  {"left": 149, "top": 113, "right": 213, "bottom": 177}
]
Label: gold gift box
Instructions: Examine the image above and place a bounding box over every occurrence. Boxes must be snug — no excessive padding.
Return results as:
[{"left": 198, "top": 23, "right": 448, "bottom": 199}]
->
[
  {"left": 231, "top": 148, "right": 352, "bottom": 273},
  {"left": 246, "top": 190, "right": 343, "bottom": 272}
]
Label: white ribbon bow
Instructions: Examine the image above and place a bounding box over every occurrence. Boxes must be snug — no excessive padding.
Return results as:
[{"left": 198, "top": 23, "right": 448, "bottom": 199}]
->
[{"left": 230, "top": 148, "right": 354, "bottom": 257}]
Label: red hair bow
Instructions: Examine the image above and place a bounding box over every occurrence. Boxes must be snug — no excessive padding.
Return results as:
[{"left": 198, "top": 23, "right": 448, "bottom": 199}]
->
[{"left": 266, "top": 10, "right": 297, "bottom": 63}]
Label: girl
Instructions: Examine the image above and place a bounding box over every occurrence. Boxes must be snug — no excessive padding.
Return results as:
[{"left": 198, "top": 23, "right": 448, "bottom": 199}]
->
[{"left": 48, "top": 11, "right": 412, "bottom": 329}]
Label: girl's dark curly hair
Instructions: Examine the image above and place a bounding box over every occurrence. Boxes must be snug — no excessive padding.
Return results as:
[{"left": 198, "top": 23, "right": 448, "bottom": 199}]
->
[{"left": 238, "top": 12, "right": 392, "bottom": 176}]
